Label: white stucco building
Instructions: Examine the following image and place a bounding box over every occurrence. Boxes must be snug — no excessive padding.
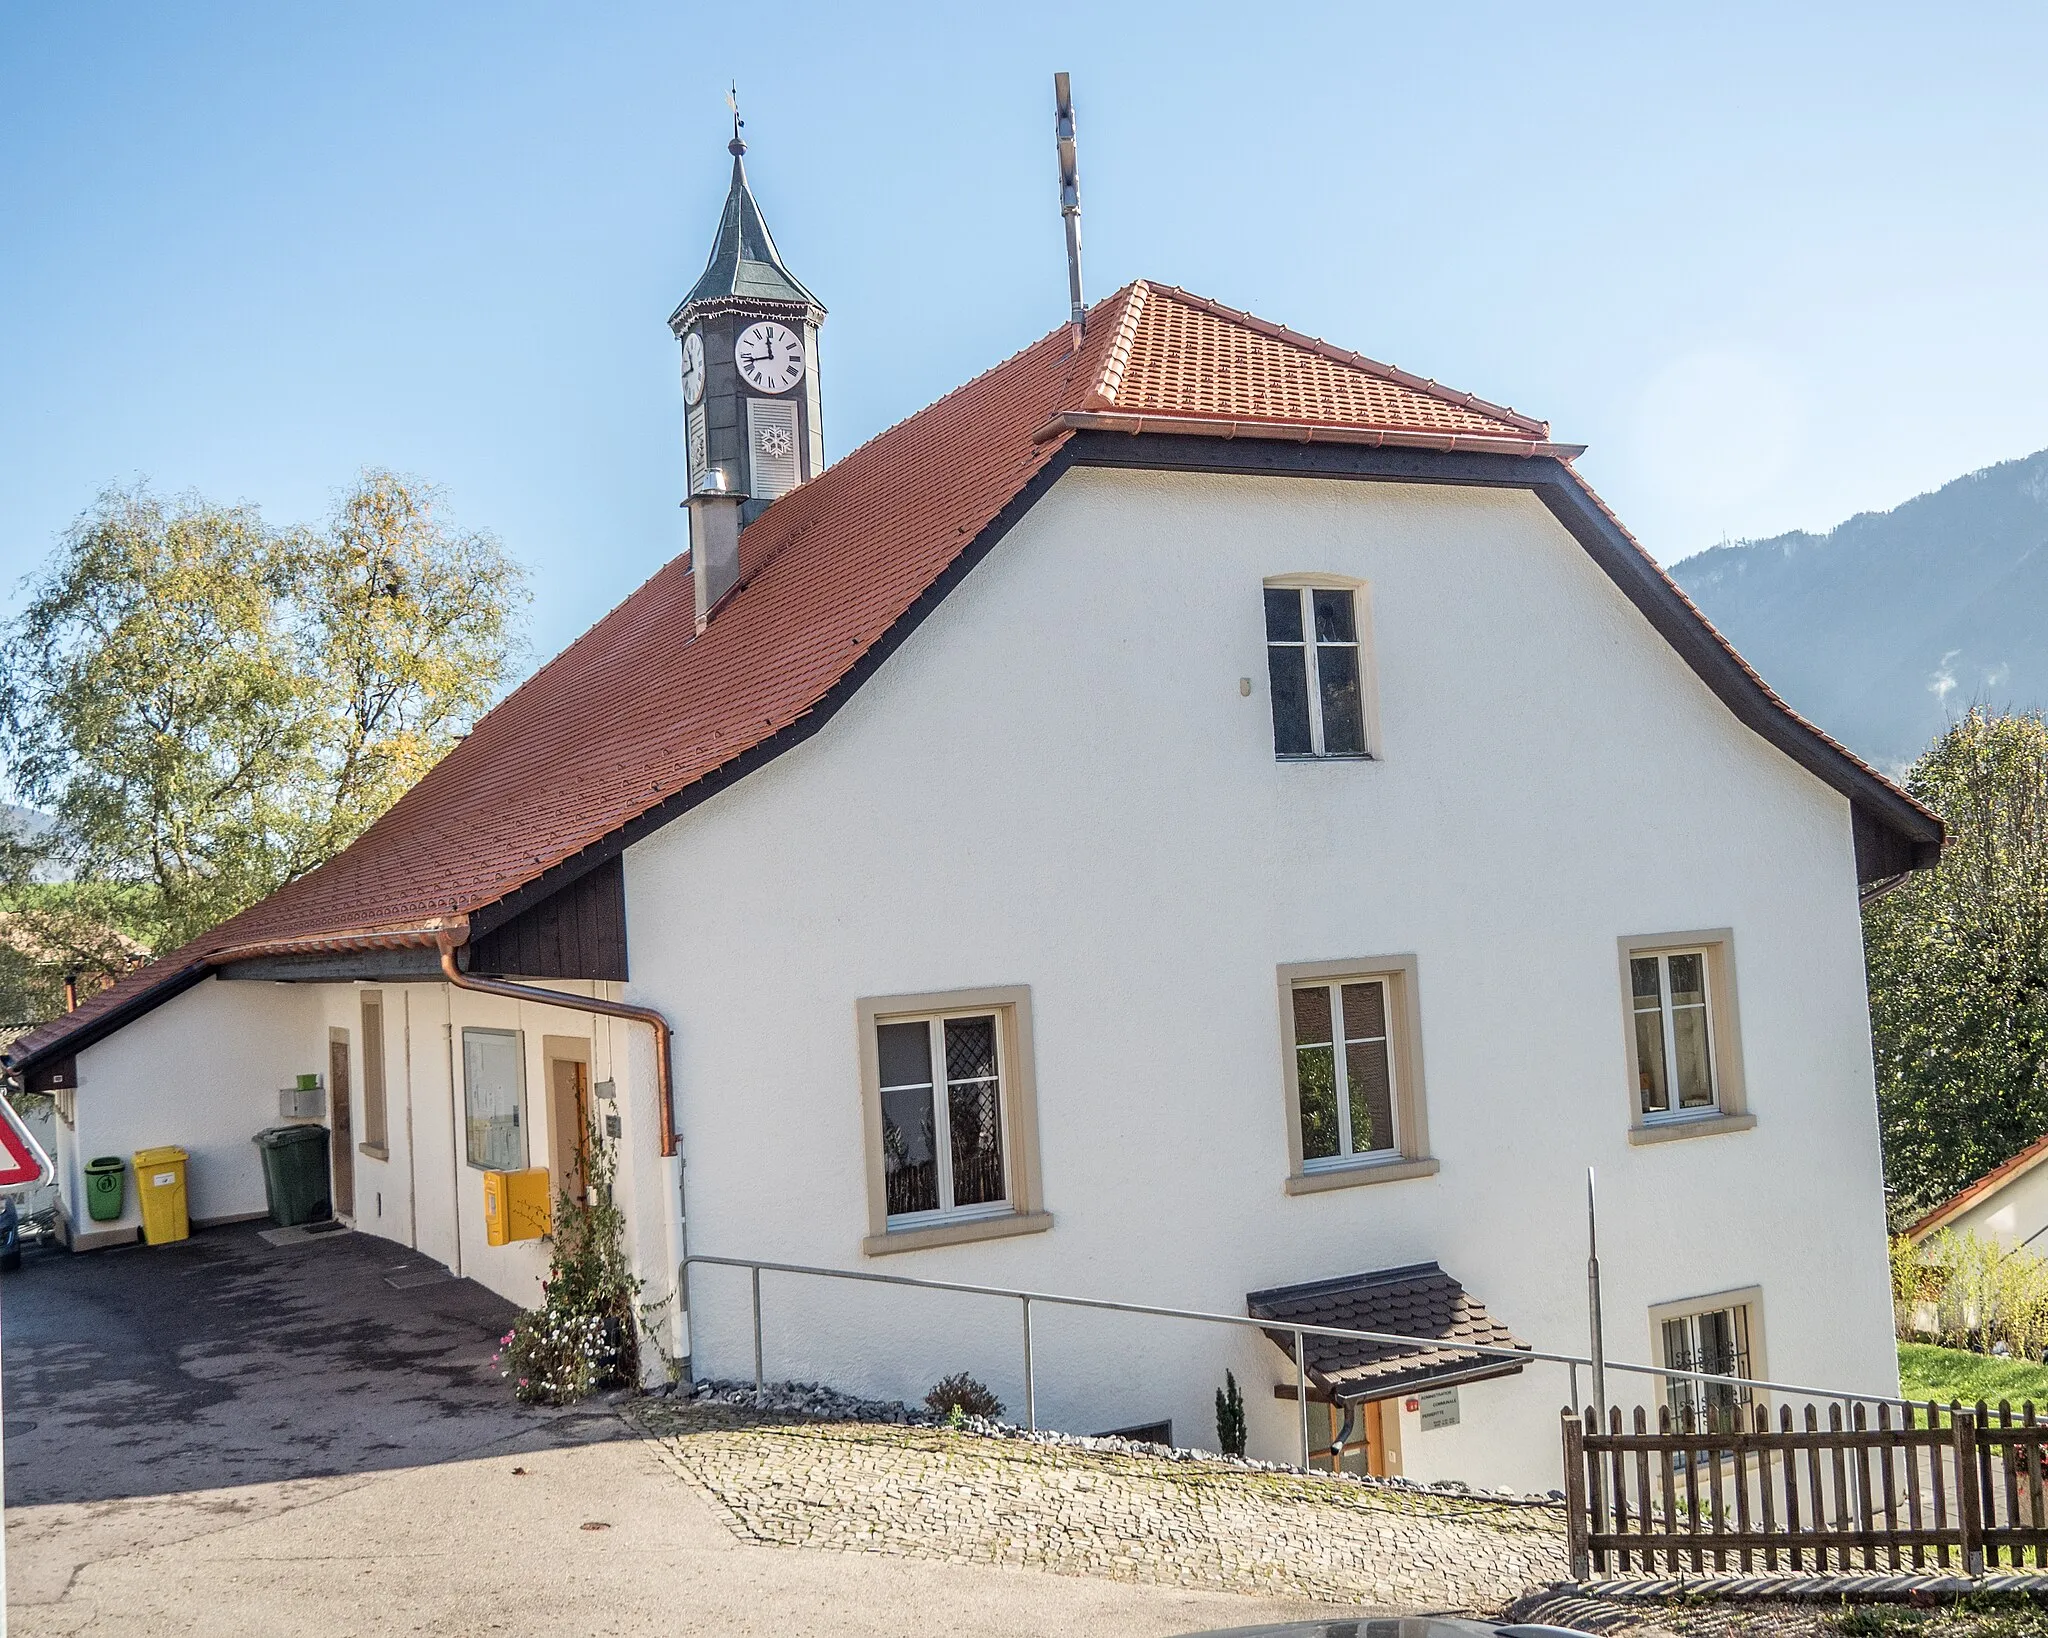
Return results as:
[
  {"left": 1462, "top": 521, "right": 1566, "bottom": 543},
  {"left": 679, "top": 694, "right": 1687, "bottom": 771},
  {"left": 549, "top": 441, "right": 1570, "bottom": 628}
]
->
[{"left": 5, "top": 148, "right": 1943, "bottom": 1493}]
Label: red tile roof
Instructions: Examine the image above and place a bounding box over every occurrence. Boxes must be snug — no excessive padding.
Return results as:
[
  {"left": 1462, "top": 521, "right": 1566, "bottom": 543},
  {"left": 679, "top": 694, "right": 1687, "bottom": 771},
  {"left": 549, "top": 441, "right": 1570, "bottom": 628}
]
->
[
  {"left": 1904, "top": 1134, "right": 2048, "bottom": 1242},
  {"left": 1096, "top": 284, "right": 1544, "bottom": 435},
  {"left": 2, "top": 281, "right": 1942, "bottom": 1074}
]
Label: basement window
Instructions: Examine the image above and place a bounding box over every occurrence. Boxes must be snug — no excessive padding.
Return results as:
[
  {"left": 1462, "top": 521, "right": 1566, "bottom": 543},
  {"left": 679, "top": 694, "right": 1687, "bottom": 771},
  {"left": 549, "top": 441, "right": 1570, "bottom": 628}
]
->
[{"left": 1651, "top": 1287, "right": 1762, "bottom": 1440}]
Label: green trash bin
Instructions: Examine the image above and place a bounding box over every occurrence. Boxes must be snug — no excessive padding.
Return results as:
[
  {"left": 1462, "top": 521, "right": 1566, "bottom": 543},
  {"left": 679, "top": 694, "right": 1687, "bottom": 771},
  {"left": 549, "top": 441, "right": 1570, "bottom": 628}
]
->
[
  {"left": 252, "top": 1125, "right": 332, "bottom": 1227},
  {"left": 84, "top": 1155, "right": 126, "bottom": 1222}
]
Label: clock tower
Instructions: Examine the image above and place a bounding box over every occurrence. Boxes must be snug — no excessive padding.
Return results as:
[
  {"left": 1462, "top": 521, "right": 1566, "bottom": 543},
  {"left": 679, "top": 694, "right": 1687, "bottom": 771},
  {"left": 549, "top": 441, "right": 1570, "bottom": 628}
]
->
[{"left": 669, "top": 122, "right": 826, "bottom": 531}]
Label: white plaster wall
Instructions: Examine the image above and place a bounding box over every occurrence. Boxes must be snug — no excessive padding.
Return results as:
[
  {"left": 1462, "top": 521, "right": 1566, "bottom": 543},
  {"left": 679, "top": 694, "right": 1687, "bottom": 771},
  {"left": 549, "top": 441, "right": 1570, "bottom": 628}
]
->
[
  {"left": 624, "top": 466, "right": 1897, "bottom": 1493},
  {"left": 68, "top": 976, "right": 322, "bottom": 1235},
  {"left": 54, "top": 968, "right": 650, "bottom": 1320},
  {"left": 321, "top": 979, "right": 647, "bottom": 1317},
  {"left": 1942, "top": 1164, "right": 2048, "bottom": 1253},
  {"left": 51, "top": 1091, "right": 79, "bottom": 1233}
]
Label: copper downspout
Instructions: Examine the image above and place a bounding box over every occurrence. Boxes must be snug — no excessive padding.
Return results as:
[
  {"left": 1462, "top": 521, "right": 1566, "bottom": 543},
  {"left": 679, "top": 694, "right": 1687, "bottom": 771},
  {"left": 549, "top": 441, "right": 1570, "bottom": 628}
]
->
[{"left": 433, "top": 930, "right": 677, "bottom": 1157}]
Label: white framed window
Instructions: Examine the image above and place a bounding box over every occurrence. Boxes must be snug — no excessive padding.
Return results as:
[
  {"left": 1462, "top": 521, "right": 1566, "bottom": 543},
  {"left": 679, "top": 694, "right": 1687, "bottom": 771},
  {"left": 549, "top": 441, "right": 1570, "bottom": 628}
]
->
[
  {"left": 857, "top": 987, "right": 1050, "bottom": 1255},
  {"left": 877, "top": 1011, "right": 1008, "bottom": 1223},
  {"left": 462, "top": 1027, "right": 526, "bottom": 1171},
  {"left": 1630, "top": 949, "right": 1717, "bottom": 1119},
  {"left": 1292, "top": 978, "right": 1397, "bottom": 1166},
  {"left": 1264, "top": 583, "right": 1369, "bottom": 758},
  {"left": 1618, "top": 931, "right": 1750, "bottom": 1142},
  {"left": 1275, "top": 957, "right": 1436, "bottom": 1194},
  {"left": 1652, "top": 1289, "right": 1761, "bottom": 1439}
]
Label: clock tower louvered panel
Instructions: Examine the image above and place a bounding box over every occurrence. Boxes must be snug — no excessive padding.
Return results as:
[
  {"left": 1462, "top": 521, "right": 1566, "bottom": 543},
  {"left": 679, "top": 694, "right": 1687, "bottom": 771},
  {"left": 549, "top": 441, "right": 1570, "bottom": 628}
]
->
[{"left": 669, "top": 124, "right": 825, "bottom": 524}]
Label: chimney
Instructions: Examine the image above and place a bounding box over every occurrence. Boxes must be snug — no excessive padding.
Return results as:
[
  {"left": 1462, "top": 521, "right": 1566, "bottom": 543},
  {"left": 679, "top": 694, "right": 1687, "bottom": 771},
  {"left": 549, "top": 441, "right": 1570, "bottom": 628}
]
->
[{"left": 689, "top": 469, "right": 746, "bottom": 630}]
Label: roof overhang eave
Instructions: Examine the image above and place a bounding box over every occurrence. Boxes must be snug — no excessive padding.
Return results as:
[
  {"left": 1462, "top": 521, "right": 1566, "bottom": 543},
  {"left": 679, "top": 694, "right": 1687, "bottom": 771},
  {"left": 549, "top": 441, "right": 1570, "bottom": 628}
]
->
[
  {"left": 1323, "top": 1352, "right": 1531, "bottom": 1404},
  {"left": 204, "top": 916, "right": 472, "bottom": 967},
  {"left": 2, "top": 915, "right": 475, "bottom": 1077},
  {"left": 1031, "top": 409, "right": 1584, "bottom": 460}
]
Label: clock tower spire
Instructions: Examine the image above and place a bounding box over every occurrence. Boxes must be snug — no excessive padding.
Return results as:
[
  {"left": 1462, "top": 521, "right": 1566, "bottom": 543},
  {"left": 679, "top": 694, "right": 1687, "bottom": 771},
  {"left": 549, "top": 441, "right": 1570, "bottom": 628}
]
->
[{"left": 670, "top": 103, "right": 826, "bottom": 546}]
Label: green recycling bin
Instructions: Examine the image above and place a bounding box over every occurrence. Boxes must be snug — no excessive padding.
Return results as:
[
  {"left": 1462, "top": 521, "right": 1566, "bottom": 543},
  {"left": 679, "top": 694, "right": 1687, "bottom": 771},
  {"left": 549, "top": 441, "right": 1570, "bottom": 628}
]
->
[
  {"left": 84, "top": 1155, "right": 126, "bottom": 1222},
  {"left": 252, "top": 1125, "right": 332, "bottom": 1227}
]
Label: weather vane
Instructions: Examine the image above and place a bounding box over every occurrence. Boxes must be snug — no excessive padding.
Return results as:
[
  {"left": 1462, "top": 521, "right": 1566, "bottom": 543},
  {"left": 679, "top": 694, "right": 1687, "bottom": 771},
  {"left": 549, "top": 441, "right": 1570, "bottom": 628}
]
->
[{"left": 727, "top": 83, "right": 745, "bottom": 156}]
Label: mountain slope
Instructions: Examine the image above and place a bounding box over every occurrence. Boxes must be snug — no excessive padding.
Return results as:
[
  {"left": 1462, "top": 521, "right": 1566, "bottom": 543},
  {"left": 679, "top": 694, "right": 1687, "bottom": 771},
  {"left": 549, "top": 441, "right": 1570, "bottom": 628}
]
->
[{"left": 1671, "top": 451, "right": 2048, "bottom": 770}]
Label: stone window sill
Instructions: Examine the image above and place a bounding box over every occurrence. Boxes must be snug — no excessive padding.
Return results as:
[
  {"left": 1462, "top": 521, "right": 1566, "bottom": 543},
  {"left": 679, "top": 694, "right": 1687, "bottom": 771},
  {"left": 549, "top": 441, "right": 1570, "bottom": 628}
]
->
[
  {"left": 863, "top": 1210, "right": 1054, "bottom": 1258},
  {"left": 357, "top": 1143, "right": 390, "bottom": 1161},
  {"left": 1285, "top": 1156, "right": 1440, "bottom": 1196},
  {"left": 1628, "top": 1111, "right": 1756, "bottom": 1147}
]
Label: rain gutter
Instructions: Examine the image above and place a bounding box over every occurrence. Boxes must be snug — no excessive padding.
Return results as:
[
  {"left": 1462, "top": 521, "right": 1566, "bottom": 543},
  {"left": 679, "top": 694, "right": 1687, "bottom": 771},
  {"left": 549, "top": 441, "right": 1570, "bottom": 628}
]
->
[
  {"left": 1030, "top": 409, "right": 1586, "bottom": 460},
  {"left": 431, "top": 929, "right": 676, "bottom": 1158}
]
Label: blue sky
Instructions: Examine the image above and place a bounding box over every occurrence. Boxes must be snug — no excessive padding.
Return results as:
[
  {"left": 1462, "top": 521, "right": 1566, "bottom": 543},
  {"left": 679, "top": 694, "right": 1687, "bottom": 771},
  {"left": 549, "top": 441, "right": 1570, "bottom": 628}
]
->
[{"left": 5, "top": 3, "right": 2046, "bottom": 664}]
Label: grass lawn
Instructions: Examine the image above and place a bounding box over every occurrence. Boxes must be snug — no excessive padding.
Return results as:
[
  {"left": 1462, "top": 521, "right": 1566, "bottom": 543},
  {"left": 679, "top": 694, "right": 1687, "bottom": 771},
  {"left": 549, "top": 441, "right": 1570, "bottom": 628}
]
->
[{"left": 1899, "top": 1340, "right": 2048, "bottom": 1409}]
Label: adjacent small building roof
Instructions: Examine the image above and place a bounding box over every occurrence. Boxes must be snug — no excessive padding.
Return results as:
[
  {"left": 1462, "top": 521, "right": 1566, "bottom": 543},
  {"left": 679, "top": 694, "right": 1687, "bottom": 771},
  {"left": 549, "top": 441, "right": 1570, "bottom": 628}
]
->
[
  {"left": 1248, "top": 1262, "right": 1531, "bottom": 1402},
  {"left": 2, "top": 280, "right": 1945, "bottom": 1081},
  {"left": 1904, "top": 1135, "right": 2048, "bottom": 1242},
  {"left": 672, "top": 142, "right": 822, "bottom": 320}
]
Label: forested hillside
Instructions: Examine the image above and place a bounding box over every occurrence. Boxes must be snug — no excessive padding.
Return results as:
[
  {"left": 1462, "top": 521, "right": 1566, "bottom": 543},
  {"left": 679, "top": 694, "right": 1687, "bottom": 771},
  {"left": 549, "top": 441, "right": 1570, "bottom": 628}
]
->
[{"left": 1672, "top": 451, "right": 2048, "bottom": 770}]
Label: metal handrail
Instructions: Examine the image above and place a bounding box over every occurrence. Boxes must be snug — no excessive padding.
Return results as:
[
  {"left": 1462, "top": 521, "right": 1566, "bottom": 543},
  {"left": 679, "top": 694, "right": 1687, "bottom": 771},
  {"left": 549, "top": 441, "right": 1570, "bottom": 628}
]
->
[{"left": 684, "top": 1251, "right": 1907, "bottom": 1471}]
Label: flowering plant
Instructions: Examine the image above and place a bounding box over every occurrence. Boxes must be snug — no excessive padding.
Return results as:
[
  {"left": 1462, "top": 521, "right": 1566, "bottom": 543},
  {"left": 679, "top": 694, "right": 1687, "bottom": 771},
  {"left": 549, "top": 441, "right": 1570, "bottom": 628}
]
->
[{"left": 496, "top": 1113, "right": 640, "bottom": 1405}]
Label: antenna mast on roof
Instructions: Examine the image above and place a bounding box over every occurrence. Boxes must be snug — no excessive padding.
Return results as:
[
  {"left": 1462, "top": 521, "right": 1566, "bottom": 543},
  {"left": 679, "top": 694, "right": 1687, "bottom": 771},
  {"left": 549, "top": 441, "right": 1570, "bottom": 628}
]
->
[{"left": 1053, "top": 73, "right": 1085, "bottom": 343}]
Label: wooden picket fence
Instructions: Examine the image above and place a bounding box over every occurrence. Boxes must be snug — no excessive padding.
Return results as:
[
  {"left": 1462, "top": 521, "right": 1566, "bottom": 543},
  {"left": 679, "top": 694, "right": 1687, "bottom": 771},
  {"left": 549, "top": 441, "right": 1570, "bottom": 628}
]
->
[{"left": 1563, "top": 1400, "right": 2048, "bottom": 1580}]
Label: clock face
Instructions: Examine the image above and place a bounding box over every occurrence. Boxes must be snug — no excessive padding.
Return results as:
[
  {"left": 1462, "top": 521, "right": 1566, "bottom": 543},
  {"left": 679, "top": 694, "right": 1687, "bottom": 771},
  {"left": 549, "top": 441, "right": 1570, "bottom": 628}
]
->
[
  {"left": 681, "top": 331, "right": 705, "bottom": 406},
  {"left": 735, "top": 321, "right": 806, "bottom": 394}
]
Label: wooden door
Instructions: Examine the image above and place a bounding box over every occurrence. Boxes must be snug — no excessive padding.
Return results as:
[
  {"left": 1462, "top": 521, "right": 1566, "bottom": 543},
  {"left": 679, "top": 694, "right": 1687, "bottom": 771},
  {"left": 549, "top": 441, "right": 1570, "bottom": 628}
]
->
[
  {"left": 547, "top": 1057, "right": 591, "bottom": 1207},
  {"left": 329, "top": 1031, "right": 355, "bottom": 1218}
]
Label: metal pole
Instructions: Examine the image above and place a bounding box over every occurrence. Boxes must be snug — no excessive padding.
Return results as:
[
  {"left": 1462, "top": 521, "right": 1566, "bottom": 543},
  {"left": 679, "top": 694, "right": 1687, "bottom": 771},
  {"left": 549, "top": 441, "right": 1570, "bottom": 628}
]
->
[
  {"left": 1, "top": 1246, "right": 9, "bottom": 1637},
  {"left": 1570, "top": 1360, "right": 1581, "bottom": 1414},
  {"left": 1587, "top": 1168, "right": 1607, "bottom": 1418},
  {"left": 1021, "top": 1294, "right": 1036, "bottom": 1432},
  {"left": 1052, "top": 72, "right": 1085, "bottom": 337},
  {"left": 751, "top": 1264, "right": 763, "bottom": 1390},
  {"left": 1294, "top": 1327, "right": 1310, "bottom": 1471}
]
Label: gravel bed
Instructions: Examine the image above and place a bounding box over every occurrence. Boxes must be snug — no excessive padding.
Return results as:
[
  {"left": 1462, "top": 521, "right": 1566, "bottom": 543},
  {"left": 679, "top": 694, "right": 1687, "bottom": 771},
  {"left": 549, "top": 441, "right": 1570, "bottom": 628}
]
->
[
  {"left": 635, "top": 1383, "right": 1572, "bottom": 1610},
  {"left": 674, "top": 1376, "right": 1562, "bottom": 1504}
]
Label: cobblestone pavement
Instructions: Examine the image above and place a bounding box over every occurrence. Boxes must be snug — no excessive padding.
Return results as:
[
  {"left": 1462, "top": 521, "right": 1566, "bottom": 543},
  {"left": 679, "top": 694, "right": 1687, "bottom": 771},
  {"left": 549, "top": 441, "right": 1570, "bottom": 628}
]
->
[
  {"left": 1508, "top": 1589, "right": 1842, "bottom": 1638},
  {"left": 634, "top": 1399, "right": 1572, "bottom": 1612}
]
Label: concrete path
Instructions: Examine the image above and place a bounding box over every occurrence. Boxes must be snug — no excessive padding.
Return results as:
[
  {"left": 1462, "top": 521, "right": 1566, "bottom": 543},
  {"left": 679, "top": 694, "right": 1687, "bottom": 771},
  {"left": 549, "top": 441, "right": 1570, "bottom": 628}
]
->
[{"left": 3, "top": 1225, "right": 1362, "bottom": 1635}]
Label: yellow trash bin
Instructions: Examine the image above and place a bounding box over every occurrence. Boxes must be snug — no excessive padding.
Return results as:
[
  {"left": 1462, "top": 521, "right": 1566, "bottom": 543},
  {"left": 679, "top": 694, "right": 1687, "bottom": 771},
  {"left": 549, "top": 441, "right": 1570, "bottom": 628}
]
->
[{"left": 133, "top": 1146, "right": 190, "bottom": 1246}]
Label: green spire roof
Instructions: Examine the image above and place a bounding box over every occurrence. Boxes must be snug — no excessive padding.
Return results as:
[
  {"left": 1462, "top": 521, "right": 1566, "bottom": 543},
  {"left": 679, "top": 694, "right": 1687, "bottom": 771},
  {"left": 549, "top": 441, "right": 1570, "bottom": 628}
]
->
[{"left": 679, "top": 142, "right": 821, "bottom": 314}]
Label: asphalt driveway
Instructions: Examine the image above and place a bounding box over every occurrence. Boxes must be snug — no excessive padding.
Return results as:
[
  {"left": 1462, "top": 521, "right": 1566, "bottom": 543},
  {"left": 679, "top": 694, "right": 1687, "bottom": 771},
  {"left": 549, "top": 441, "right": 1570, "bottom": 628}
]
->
[
  {"left": 3, "top": 1221, "right": 613, "bottom": 1506},
  {"left": 1, "top": 1224, "right": 1357, "bottom": 1636}
]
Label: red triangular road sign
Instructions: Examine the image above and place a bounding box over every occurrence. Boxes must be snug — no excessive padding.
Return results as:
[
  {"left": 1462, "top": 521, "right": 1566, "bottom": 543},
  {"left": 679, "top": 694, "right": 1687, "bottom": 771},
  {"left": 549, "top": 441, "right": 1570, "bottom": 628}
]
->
[{"left": 0, "top": 1098, "right": 51, "bottom": 1190}]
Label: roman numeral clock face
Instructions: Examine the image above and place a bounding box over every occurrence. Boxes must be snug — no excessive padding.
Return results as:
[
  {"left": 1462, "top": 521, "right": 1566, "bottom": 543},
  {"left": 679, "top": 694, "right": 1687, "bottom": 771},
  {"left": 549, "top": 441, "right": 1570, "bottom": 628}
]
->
[{"left": 735, "top": 321, "right": 806, "bottom": 394}]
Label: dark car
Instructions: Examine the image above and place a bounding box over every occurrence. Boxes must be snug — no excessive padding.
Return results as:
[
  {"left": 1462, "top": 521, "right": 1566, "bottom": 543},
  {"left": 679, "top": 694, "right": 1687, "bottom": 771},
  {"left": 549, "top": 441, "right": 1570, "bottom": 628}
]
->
[{"left": 0, "top": 1196, "right": 19, "bottom": 1273}]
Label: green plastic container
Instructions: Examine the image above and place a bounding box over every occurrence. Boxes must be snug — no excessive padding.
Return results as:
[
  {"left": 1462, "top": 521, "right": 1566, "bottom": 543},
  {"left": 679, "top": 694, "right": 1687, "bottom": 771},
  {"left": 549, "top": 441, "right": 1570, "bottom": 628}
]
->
[
  {"left": 84, "top": 1155, "right": 126, "bottom": 1222},
  {"left": 253, "top": 1125, "right": 331, "bottom": 1227}
]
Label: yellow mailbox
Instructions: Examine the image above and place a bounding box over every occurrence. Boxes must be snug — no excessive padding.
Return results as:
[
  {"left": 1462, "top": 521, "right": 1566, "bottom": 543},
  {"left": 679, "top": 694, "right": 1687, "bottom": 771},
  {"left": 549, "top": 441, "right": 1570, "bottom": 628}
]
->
[{"left": 482, "top": 1166, "right": 551, "bottom": 1247}]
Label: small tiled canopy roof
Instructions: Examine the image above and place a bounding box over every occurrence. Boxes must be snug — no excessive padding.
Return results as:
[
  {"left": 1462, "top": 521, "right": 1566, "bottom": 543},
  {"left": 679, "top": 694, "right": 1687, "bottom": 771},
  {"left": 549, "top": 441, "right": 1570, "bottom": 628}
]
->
[
  {"left": 2, "top": 280, "right": 1944, "bottom": 1080},
  {"left": 1248, "top": 1263, "right": 1531, "bottom": 1402}
]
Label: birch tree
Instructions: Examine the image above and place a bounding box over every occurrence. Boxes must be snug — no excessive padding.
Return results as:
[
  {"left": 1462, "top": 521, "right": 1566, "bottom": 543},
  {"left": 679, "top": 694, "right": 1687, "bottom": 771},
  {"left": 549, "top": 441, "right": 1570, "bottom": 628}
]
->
[{"left": 0, "top": 473, "right": 526, "bottom": 959}]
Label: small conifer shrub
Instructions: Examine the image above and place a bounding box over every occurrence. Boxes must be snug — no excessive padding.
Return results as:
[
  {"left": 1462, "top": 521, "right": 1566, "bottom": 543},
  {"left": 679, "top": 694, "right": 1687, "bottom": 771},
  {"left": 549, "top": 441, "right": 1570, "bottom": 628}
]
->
[{"left": 1215, "top": 1369, "right": 1247, "bottom": 1456}]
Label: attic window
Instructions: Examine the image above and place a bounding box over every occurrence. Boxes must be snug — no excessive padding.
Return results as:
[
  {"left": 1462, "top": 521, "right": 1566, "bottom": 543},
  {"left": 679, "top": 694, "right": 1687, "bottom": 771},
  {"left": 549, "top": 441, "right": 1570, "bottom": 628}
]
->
[{"left": 1264, "top": 583, "right": 1372, "bottom": 759}]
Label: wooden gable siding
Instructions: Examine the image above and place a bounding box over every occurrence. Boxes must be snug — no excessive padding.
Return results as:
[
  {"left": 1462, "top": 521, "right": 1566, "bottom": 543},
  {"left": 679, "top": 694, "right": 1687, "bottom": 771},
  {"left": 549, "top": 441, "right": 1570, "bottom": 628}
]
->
[{"left": 468, "top": 856, "right": 629, "bottom": 981}]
